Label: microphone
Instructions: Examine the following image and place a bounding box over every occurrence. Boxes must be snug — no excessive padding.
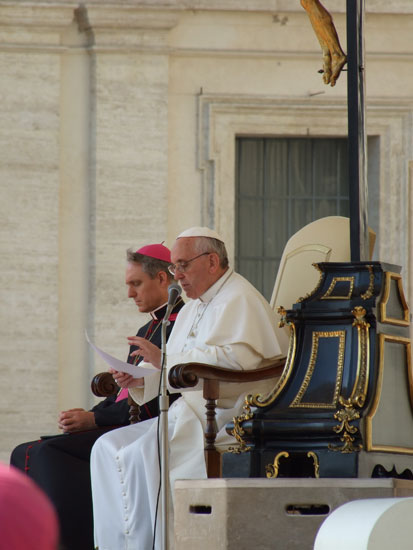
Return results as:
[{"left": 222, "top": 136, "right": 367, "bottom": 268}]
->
[{"left": 163, "top": 283, "right": 182, "bottom": 323}]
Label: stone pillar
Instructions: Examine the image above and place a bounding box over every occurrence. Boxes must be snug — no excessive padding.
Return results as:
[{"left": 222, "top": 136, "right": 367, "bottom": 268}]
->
[
  {"left": 0, "top": 3, "right": 78, "bottom": 456},
  {"left": 83, "top": 5, "right": 179, "bottom": 377},
  {"left": 57, "top": 6, "right": 95, "bottom": 409}
]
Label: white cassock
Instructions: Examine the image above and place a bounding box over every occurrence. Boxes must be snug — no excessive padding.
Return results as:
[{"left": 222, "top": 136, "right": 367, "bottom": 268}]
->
[{"left": 91, "top": 269, "right": 282, "bottom": 550}]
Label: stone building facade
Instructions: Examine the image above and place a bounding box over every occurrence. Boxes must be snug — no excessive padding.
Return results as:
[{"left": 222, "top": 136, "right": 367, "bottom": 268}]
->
[{"left": 1, "top": 0, "right": 413, "bottom": 461}]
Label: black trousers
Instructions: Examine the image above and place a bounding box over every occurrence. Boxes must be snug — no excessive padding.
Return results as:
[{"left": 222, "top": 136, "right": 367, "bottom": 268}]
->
[{"left": 11, "top": 426, "right": 121, "bottom": 550}]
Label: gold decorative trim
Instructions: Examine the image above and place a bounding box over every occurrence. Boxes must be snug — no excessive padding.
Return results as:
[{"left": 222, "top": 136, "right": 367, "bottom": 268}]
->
[
  {"left": 321, "top": 276, "right": 355, "bottom": 300},
  {"left": 380, "top": 272, "right": 410, "bottom": 326},
  {"left": 307, "top": 451, "right": 320, "bottom": 478},
  {"left": 247, "top": 308, "right": 296, "bottom": 408},
  {"left": 349, "top": 306, "right": 370, "bottom": 407},
  {"left": 265, "top": 451, "right": 320, "bottom": 478},
  {"left": 265, "top": 451, "right": 289, "bottom": 479},
  {"left": 297, "top": 263, "right": 324, "bottom": 303},
  {"left": 365, "top": 334, "right": 413, "bottom": 454},
  {"left": 290, "top": 330, "right": 346, "bottom": 408},
  {"left": 228, "top": 401, "right": 253, "bottom": 454},
  {"left": 277, "top": 305, "right": 288, "bottom": 329},
  {"left": 329, "top": 396, "right": 363, "bottom": 453},
  {"left": 360, "top": 265, "right": 375, "bottom": 300},
  {"left": 329, "top": 307, "right": 372, "bottom": 453}
]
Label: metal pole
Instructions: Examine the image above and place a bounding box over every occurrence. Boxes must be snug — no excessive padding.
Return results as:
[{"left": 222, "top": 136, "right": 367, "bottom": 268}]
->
[
  {"left": 160, "top": 320, "right": 170, "bottom": 550},
  {"left": 346, "top": 0, "right": 369, "bottom": 261}
]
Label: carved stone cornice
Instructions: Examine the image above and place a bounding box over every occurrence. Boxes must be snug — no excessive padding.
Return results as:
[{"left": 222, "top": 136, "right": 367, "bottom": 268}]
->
[
  {"left": 0, "top": 3, "right": 75, "bottom": 29},
  {"left": 84, "top": 4, "right": 181, "bottom": 31},
  {"left": 84, "top": 4, "right": 181, "bottom": 50},
  {"left": 0, "top": 2, "right": 181, "bottom": 51}
]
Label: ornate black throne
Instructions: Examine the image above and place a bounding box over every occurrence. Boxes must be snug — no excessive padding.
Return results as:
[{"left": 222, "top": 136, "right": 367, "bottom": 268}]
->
[{"left": 223, "top": 260, "right": 412, "bottom": 480}]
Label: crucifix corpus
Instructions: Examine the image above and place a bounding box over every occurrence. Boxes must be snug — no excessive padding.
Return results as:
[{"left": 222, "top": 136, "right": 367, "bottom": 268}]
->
[{"left": 300, "top": 0, "right": 347, "bottom": 86}]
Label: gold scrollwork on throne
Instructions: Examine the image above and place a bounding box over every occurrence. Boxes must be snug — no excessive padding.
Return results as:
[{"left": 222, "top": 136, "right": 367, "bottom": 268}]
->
[
  {"left": 265, "top": 451, "right": 320, "bottom": 479},
  {"left": 329, "top": 396, "right": 363, "bottom": 453},
  {"left": 297, "top": 263, "right": 324, "bottom": 303},
  {"left": 350, "top": 306, "right": 370, "bottom": 407},
  {"left": 228, "top": 400, "right": 253, "bottom": 454},
  {"left": 360, "top": 264, "right": 375, "bottom": 300}
]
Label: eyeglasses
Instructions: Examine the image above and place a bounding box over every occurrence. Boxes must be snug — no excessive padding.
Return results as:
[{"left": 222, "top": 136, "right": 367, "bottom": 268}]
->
[{"left": 168, "top": 252, "right": 210, "bottom": 275}]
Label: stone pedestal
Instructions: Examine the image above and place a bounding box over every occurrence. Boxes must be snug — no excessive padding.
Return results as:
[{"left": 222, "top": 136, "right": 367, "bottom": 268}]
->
[{"left": 174, "top": 478, "right": 413, "bottom": 550}]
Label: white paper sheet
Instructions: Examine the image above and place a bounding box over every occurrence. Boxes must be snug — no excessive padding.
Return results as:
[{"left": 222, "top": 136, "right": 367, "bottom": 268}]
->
[{"left": 85, "top": 331, "right": 159, "bottom": 379}]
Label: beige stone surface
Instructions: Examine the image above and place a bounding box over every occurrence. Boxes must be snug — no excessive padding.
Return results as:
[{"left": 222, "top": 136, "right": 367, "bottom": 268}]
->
[
  {"left": 0, "top": 43, "right": 61, "bottom": 460},
  {"left": 174, "top": 478, "right": 413, "bottom": 550}
]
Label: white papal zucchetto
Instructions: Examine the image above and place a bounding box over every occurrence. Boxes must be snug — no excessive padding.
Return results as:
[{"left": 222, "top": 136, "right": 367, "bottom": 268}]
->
[{"left": 176, "top": 226, "right": 224, "bottom": 242}]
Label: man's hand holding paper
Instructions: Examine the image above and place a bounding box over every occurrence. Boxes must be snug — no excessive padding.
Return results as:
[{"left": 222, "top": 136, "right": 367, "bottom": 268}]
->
[{"left": 127, "top": 336, "right": 162, "bottom": 368}]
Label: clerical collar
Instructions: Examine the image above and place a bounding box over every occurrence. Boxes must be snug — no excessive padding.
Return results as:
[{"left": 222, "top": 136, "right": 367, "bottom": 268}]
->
[
  {"left": 150, "top": 298, "right": 184, "bottom": 320},
  {"left": 151, "top": 302, "right": 168, "bottom": 321},
  {"left": 199, "top": 268, "right": 233, "bottom": 303}
]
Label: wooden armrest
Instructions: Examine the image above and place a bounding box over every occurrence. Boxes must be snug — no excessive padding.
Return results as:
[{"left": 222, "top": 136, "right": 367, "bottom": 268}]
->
[
  {"left": 90, "top": 372, "right": 141, "bottom": 424},
  {"left": 168, "top": 356, "right": 286, "bottom": 389},
  {"left": 91, "top": 371, "right": 118, "bottom": 397},
  {"left": 168, "top": 356, "right": 286, "bottom": 478}
]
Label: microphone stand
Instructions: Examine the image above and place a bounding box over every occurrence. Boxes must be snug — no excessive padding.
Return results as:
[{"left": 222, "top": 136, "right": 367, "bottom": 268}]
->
[
  {"left": 160, "top": 315, "right": 170, "bottom": 550},
  {"left": 159, "top": 283, "right": 181, "bottom": 550}
]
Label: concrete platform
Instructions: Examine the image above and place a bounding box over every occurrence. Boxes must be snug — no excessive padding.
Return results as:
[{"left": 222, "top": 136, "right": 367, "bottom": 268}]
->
[{"left": 174, "top": 478, "right": 413, "bottom": 550}]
